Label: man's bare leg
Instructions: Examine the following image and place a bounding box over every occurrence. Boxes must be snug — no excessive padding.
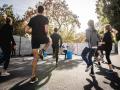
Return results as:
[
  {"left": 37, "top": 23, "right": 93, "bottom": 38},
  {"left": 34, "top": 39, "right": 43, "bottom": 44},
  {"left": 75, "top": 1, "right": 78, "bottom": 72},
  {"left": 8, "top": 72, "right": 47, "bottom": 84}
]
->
[
  {"left": 43, "top": 37, "right": 52, "bottom": 51},
  {"left": 32, "top": 49, "right": 39, "bottom": 78},
  {"left": 108, "top": 64, "right": 113, "bottom": 70}
]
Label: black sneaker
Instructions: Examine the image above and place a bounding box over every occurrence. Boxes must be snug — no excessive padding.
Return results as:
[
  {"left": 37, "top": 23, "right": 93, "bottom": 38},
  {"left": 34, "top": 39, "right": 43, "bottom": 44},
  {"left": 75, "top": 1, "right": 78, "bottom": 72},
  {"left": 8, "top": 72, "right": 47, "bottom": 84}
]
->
[
  {"left": 97, "top": 62, "right": 101, "bottom": 68},
  {"left": 98, "top": 62, "right": 101, "bottom": 65},
  {"left": 29, "top": 77, "right": 38, "bottom": 83},
  {"left": 85, "top": 65, "right": 92, "bottom": 72}
]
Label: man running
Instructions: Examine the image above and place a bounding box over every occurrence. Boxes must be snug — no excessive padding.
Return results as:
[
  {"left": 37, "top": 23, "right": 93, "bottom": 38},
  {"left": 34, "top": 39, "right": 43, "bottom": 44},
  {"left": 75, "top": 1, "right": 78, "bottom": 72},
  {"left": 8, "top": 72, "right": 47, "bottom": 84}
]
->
[
  {"left": 25, "top": 6, "right": 50, "bottom": 83},
  {"left": 51, "top": 28, "right": 62, "bottom": 66}
]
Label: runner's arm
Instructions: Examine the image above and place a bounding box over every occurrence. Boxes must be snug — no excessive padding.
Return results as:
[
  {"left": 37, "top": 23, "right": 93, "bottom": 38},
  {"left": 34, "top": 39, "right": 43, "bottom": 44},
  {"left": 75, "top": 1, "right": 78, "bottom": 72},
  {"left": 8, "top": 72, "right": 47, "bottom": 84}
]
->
[
  {"left": 45, "top": 24, "right": 48, "bottom": 34},
  {"left": 25, "top": 25, "right": 32, "bottom": 33}
]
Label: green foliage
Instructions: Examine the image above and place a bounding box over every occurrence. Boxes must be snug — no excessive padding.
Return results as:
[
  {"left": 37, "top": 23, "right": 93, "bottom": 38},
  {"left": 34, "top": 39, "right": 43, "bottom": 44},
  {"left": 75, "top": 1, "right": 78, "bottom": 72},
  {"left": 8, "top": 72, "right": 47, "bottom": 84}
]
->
[
  {"left": 0, "top": 4, "right": 25, "bottom": 36},
  {"left": 96, "top": 0, "right": 120, "bottom": 40},
  {"left": 24, "top": 0, "right": 80, "bottom": 42},
  {"left": 0, "top": 4, "right": 13, "bottom": 25},
  {"left": 0, "top": 4, "right": 14, "bottom": 17},
  {"left": 60, "top": 29, "right": 75, "bottom": 43},
  {"left": 13, "top": 19, "right": 25, "bottom": 36}
]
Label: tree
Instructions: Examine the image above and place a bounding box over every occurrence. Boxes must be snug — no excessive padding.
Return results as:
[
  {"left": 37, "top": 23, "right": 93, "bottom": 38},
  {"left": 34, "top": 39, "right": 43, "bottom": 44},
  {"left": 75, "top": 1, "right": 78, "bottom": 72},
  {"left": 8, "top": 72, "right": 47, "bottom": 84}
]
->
[
  {"left": 96, "top": 0, "right": 120, "bottom": 40},
  {"left": 24, "top": 0, "right": 80, "bottom": 42},
  {"left": 0, "top": 4, "right": 14, "bottom": 26},
  {"left": 0, "top": 4, "right": 25, "bottom": 36}
]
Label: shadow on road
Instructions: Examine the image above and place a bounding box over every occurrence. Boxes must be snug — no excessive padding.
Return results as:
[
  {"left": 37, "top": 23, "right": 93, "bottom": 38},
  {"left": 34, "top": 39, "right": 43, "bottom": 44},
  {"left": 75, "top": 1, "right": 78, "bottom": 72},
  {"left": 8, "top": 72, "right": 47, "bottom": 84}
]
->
[
  {"left": 96, "top": 66, "right": 120, "bottom": 90},
  {"left": 84, "top": 76, "right": 103, "bottom": 90},
  {"left": 9, "top": 66, "right": 56, "bottom": 90},
  {"left": 112, "top": 65, "right": 120, "bottom": 70},
  {"left": 0, "top": 60, "right": 31, "bottom": 83},
  {"left": 56, "top": 59, "right": 83, "bottom": 70},
  {"left": 103, "top": 72, "right": 120, "bottom": 90}
]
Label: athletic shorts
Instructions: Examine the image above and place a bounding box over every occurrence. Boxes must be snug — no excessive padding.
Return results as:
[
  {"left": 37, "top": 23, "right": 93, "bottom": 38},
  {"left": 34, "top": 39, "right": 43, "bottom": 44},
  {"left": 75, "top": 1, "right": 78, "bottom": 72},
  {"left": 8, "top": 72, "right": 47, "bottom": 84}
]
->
[
  {"left": 31, "top": 36, "right": 49, "bottom": 49},
  {"left": 63, "top": 50, "right": 67, "bottom": 54}
]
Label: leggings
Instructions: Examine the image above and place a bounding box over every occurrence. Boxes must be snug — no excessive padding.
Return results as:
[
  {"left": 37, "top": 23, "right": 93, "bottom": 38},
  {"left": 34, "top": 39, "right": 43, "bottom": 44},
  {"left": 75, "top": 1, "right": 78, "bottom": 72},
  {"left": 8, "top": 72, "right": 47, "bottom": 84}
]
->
[
  {"left": 105, "top": 49, "right": 111, "bottom": 64},
  {"left": 0, "top": 43, "right": 11, "bottom": 70},
  {"left": 52, "top": 46, "right": 59, "bottom": 63}
]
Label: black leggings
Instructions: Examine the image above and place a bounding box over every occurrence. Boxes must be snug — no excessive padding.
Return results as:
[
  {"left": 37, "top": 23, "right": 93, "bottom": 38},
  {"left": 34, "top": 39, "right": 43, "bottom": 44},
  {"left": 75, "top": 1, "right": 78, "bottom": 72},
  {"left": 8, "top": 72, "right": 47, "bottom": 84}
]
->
[
  {"left": 63, "top": 50, "right": 67, "bottom": 59},
  {"left": 52, "top": 46, "right": 59, "bottom": 63},
  {"left": 105, "top": 49, "right": 111, "bottom": 64},
  {"left": 0, "top": 44, "right": 11, "bottom": 70}
]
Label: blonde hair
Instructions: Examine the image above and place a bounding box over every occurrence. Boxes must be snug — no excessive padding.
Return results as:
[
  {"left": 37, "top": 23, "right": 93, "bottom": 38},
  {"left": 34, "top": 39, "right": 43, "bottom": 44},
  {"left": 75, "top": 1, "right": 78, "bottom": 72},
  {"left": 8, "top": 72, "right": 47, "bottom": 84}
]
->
[{"left": 104, "top": 24, "right": 112, "bottom": 32}]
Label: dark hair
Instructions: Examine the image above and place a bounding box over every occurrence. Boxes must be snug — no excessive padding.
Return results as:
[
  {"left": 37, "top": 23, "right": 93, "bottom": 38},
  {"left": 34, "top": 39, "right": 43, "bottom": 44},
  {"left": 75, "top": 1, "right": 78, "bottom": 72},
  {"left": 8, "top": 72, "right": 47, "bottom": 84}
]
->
[
  {"left": 6, "top": 17, "right": 12, "bottom": 25},
  {"left": 54, "top": 28, "right": 58, "bottom": 32},
  {"left": 38, "top": 6, "right": 44, "bottom": 13}
]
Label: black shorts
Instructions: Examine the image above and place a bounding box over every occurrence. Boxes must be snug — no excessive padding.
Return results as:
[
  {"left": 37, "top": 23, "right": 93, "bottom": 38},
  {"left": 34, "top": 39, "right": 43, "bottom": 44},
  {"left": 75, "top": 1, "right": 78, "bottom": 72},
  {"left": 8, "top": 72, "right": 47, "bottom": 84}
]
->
[
  {"left": 63, "top": 50, "right": 67, "bottom": 54},
  {"left": 31, "top": 36, "right": 49, "bottom": 49}
]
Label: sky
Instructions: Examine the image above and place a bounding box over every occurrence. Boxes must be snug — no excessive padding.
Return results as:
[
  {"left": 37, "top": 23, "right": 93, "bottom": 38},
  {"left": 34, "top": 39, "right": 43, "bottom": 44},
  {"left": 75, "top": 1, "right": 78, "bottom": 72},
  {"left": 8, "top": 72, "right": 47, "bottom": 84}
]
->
[{"left": 0, "top": 0, "right": 98, "bottom": 33}]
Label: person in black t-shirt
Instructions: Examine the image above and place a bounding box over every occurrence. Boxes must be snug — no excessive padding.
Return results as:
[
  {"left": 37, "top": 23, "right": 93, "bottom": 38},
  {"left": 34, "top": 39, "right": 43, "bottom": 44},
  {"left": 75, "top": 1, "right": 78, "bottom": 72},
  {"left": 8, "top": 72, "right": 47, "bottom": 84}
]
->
[
  {"left": 51, "top": 28, "right": 62, "bottom": 66},
  {"left": 0, "top": 17, "right": 16, "bottom": 76},
  {"left": 25, "top": 6, "right": 50, "bottom": 83}
]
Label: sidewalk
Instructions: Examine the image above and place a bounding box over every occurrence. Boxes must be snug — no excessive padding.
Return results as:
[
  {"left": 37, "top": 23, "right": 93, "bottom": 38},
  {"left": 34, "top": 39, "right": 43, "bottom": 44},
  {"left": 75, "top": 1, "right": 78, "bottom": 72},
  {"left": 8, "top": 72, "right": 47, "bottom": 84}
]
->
[{"left": 0, "top": 55, "right": 120, "bottom": 90}]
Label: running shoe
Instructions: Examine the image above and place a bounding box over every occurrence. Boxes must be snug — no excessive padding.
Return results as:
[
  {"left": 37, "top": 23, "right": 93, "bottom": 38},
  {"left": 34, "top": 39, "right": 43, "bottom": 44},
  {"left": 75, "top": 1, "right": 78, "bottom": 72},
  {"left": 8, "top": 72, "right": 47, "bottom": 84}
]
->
[
  {"left": 29, "top": 77, "right": 38, "bottom": 83},
  {"left": 85, "top": 65, "right": 92, "bottom": 72},
  {"left": 1, "top": 71, "right": 10, "bottom": 76}
]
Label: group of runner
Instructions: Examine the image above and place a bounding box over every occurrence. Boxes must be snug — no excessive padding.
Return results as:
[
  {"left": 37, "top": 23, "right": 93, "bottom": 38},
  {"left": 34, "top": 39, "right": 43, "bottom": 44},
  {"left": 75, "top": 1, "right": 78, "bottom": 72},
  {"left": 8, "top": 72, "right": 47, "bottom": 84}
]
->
[
  {"left": 0, "top": 5, "right": 116, "bottom": 83},
  {"left": 81, "top": 20, "right": 114, "bottom": 77}
]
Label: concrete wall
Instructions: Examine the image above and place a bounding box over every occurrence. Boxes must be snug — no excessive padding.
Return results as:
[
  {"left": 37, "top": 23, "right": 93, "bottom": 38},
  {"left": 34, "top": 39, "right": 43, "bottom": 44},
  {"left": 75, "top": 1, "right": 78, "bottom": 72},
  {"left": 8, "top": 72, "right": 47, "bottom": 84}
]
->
[
  {"left": 14, "top": 36, "right": 32, "bottom": 56},
  {"left": 0, "top": 35, "right": 116, "bottom": 56},
  {"left": 0, "top": 36, "right": 32, "bottom": 56},
  {"left": 118, "top": 41, "right": 120, "bottom": 55}
]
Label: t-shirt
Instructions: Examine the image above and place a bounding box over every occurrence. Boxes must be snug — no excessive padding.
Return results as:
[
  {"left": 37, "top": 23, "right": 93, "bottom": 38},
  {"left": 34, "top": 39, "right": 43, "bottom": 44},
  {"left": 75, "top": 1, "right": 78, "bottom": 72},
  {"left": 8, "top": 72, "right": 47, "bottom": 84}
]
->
[
  {"left": 28, "top": 15, "right": 49, "bottom": 42},
  {"left": 103, "top": 31, "right": 112, "bottom": 50},
  {"left": 51, "top": 32, "right": 62, "bottom": 47}
]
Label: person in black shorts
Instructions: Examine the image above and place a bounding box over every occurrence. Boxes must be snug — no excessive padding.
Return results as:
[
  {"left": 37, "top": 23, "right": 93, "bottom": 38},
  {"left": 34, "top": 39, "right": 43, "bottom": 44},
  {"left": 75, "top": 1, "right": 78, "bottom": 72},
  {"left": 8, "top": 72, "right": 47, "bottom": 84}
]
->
[
  {"left": 51, "top": 28, "right": 62, "bottom": 66},
  {"left": 25, "top": 6, "right": 50, "bottom": 83}
]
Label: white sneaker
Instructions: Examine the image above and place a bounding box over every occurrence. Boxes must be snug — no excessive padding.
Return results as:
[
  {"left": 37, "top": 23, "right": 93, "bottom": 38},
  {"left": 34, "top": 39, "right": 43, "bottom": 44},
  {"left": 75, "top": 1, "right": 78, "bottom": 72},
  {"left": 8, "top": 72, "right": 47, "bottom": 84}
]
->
[{"left": 1, "top": 71, "right": 10, "bottom": 76}]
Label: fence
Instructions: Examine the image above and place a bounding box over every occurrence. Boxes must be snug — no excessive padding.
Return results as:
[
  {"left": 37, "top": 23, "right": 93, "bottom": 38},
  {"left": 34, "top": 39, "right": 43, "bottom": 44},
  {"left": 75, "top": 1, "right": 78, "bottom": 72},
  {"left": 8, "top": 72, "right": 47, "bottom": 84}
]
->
[{"left": 0, "top": 35, "right": 116, "bottom": 56}]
